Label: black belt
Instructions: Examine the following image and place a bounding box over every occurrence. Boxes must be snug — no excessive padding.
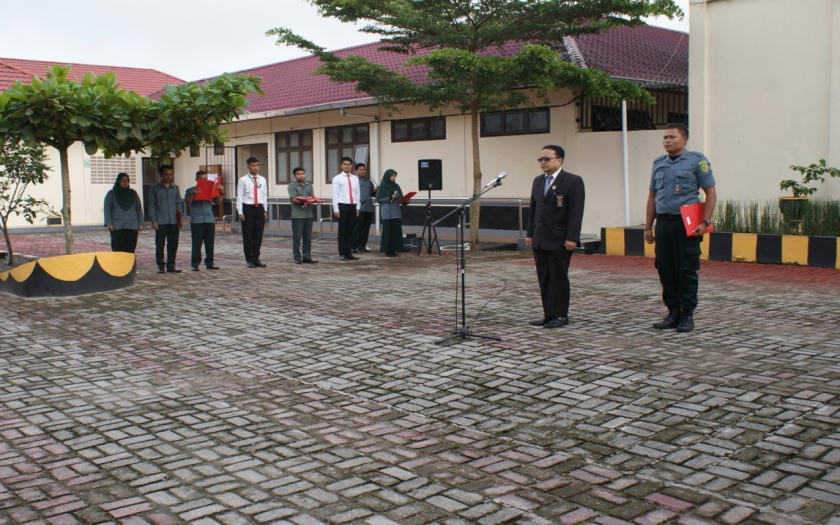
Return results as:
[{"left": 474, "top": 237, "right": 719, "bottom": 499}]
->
[{"left": 656, "top": 213, "right": 682, "bottom": 222}]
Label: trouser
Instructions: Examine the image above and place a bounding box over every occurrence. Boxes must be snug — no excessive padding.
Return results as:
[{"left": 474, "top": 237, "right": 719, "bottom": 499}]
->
[
  {"left": 351, "top": 210, "right": 374, "bottom": 249},
  {"left": 291, "top": 218, "right": 313, "bottom": 262},
  {"left": 533, "top": 247, "right": 574, "bottom": 318},
  {"left": 655, "top": 218, "right": 702, "bottom": 312},
  {"left": 110, "top": 229, "right": 138, "bottom": 253},
  {"left": 191, "top": 222, "right": 216, "bottom": 268},
  {"left": 241, "top": 204, "right": 266, "bottom": 263},
  {"left": 336, "top": 203, "right": 357, "bottom": 256},
  {"left": 155, "top": 223, "right": 179, "bottom": 268}
]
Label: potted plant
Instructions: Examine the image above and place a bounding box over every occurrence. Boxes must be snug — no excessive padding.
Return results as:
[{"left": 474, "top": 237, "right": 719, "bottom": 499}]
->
[{"left": 779, "top": 159, "right": 840, "bottom": 232}]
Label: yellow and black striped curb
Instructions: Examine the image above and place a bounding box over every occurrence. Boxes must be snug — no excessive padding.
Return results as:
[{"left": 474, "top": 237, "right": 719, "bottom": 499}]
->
[
  {"left": 601, "top": 228, "right": 840, "bottom": 268},
  {"left": 0, "top": 252, "right": 136, "bottom": 297}
]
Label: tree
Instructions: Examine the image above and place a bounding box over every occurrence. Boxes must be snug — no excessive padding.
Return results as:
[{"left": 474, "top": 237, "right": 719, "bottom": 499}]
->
[
  {"left": 0, "top": 138, "right": 52, "bottom": 266},
  {"left": 269, "top": 0, "right": 681, "bottom": 248},
  {"left": 0, "top": 66, "right": 263, "bottom": 254}
]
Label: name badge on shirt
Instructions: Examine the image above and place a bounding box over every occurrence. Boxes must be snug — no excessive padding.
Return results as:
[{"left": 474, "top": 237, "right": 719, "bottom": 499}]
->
[
  {"left": 674, "top": 184, "right": 682, "bottom": 195},
  {"left": 556, "top": 194, "right": 564, "bottom": 208}
]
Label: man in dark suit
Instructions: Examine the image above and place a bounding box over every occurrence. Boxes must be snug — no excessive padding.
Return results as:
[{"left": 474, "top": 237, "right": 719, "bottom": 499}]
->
[{"left": 525, "top": 145, "right": 586, "bottom": 329}]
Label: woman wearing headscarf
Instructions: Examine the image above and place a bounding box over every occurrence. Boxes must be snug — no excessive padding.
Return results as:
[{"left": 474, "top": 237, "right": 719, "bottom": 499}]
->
[
  {"left": 104, "top": 172, "right": 144, "bottom": 253},
  {"left": 376, "top": 169, "right": 407, "bottom": 257}
]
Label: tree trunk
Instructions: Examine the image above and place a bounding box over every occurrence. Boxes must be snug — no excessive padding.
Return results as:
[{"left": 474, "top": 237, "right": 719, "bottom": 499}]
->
[
  {"left": 469, "top": 106, "right": 482, "bottom": 251},
  {"left": 1, "top": 218, "right": 14, "bottom": 266},
  {"left": 59, "top": 146, "right": 74, "bottom": 254}
]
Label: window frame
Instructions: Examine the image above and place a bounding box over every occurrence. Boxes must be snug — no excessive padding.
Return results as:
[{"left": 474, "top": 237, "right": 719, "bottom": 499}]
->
[
  {"left": 480, "top": 107, "right": 551, "bottom": 137},
  {"left": 391, "top": 116, "right": 446, "bottom": 142},
  {"left": 275, "top": 130, "right": 314, "bottom": 184},
  {"left": 325, "top": 124, "right": 369, "bottom": 184}
]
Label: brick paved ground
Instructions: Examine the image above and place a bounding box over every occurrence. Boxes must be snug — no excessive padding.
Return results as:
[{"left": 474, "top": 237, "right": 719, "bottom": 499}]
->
[{"left": 1, "top": 230, "right": 839, "bottom": 525}]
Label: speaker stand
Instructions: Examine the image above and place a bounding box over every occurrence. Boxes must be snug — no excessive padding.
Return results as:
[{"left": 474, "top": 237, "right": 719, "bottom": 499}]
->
[{"left": 416, "top": 190, "right": 441, "bottom": 255}]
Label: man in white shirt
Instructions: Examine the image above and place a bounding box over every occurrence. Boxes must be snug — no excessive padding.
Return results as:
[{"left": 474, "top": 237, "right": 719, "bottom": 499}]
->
[
  {"left": 236, "top": 157, "right": 269, "bottom": 268},
  {"left": 331, "top": 156, "right": 361, "bottom": 261}
]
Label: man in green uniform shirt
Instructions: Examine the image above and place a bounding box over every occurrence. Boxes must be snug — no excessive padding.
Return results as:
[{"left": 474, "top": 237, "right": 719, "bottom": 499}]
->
[
  {"left": 287, "top": 167, "right": 320, "bottom": 264},
  {"left": 644, "top": 123, "right": 717, "bottom": 333}
]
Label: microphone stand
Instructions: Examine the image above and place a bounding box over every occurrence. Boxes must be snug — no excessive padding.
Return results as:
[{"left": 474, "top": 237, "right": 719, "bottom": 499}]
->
[{"left": 433, "top": 177, "right": 504, "bottom": 345}]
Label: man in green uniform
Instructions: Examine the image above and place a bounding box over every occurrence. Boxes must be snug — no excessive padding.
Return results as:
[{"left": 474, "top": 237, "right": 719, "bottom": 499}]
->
[{"left": 644, "top": 123, "right": 717, "bottom": 333}]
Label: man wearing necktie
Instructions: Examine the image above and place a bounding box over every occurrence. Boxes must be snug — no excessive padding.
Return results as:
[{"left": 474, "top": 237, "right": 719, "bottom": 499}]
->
[
  {"left": 331, "top": 156, "right": 361, "bottom": 261},
  {"left": 525, "top": 145, "right": 586, "bottom": 329},
  {"left": 236, "top": 157, "right": 269, "bottom": 268}
]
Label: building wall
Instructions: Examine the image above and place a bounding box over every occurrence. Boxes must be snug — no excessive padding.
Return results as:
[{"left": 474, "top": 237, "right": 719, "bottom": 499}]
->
[
  {"left": 689, "top": 0, "right": 840, "bottom": 201},
  {"left": 10, "top": 93, "right": 673, "bottom": 236}
]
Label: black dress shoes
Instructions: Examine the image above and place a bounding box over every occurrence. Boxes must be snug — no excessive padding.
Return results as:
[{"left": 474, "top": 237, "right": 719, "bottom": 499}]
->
[
  {"left": 529, "top": 317, "right": 550, "bottom": 326},
  {"left": 191, "top": 266, "right": 200, "bottom": 272},
  {"left": 386, "top": 252, "right": 398, "bottom": 258},
  {"left": 247, "top": 261, "right": 256, "bottom": 268},
  {"left": 347, "top": 255, "right": 360, "bottom": 260},
  {"left": 254, "top": 260, "right": 267, "bottom": 267},
  {"left": 340, "top": 255, "right": 350, "bottom": 261},
  {"left": 206, "top": 265, "right": 219, "bottom": 270},
  {"left": 359, "top": 247, "right": 370, "bottom": 252},
  {"left": 544, "top": 317, "right": 569, "bottom": 329},
  {"left": 166, "top": 267, "right": 182, "bottom": 273},
  {"left": 294, "top": 259, "right": 302, "bottom": 264},
  {"left": 157, "top": 265, "right": 165, "bottom": 274},
  {"left": 302, "top": 259, "right": 318, "bottom": 264}
]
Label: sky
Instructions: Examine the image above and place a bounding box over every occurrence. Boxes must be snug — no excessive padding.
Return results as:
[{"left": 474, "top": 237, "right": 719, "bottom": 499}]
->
[{"left": 0, "top": 0, "right": 689, "bottom": 82}]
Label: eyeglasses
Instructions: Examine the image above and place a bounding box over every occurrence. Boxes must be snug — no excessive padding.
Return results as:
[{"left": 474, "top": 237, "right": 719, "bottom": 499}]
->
[{"left": 537, "top": 157, "right": 558, "bottom": 162}]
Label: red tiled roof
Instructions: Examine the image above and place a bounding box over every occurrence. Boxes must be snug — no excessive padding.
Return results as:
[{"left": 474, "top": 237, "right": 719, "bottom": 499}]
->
[
  {"left": 0, "top": 58, "right": 183, "bottom": 96},
  {"left": 569, "top": 25, "right": 688, "bottom": 86},
  {"left": 207, "top": 24, "right": 688, "bottom": 115}
]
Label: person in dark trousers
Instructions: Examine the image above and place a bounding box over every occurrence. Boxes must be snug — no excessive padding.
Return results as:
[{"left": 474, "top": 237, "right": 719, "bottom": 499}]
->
[
  {"left": 104, "top": 172, "right": 143, "bottom": 253},
  {"left": 287, "top": 167, "right": 320, "bottom": 264},
  {"left": 351, "top": 163, "right": 375, "bottom": 253},
  {"left": 525, "top": 145, "right": 585, "bottom": 329},
  {"left": 236, "top": 157, "right": 268, "bottom": 268},
  {"left": 185, "top": 170, "right": 222, "bottom": 271},
  {"left": 148, "top": 165, "right": 183, "bottom": 273},
  {"left": 644, "top": 123, "right": 717, "bottom": 333},
  {"left": 376, "top": 169, "right": 408, "bottom": 257},
  {"left": 331, "top": 156, "right": 360, "bottom": 261}
]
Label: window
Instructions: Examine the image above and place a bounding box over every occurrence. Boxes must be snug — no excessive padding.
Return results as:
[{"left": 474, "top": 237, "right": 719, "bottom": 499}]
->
[
  {"left": 392, "top": 117, "right": 446, "bottom": 142},
  {"left": 276, "top": 130, "right": 313, "bottom": 183},
  {"left": 590, "top": 106, "right": 655, "bottom": 131},
  {"left": 480, "top": 107, "right": 550, "bottom": 137},
  {"left": 325, "top": 124, "right": 369, "bottom": 184},
  {"left": 235, "top": 143, "right": 268, "bottom": 180}
]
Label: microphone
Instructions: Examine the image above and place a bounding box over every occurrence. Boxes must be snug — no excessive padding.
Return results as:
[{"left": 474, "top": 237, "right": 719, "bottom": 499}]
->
[{"left": 484, "top": 171, "right": 507, "bottom": 188}]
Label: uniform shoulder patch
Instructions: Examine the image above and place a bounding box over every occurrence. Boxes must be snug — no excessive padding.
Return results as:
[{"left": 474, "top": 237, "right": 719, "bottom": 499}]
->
[{"left": 698, "top": 160, "right": 710, "bottom": 173}]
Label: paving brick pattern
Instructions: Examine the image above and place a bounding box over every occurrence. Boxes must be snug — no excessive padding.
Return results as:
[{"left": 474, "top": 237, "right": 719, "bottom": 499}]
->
[{"left": 1, "top": 230, "right": 839, "bottom": 524}]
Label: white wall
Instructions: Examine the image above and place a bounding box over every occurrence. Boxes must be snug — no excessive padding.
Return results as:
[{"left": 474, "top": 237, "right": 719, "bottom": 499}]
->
[
  {"left": 690, "top": 0, "right": 840, "bottom": 201},
  {"left": 9, "top": 96, "right": 672, "bottom": 237}
]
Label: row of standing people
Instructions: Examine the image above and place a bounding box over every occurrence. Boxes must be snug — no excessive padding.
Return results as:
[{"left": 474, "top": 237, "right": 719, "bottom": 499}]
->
[
  {"left": 105, "top": 127, "right": 713, "bottom": 333},
  {"left": 102, "top": 158, "right": 410, "bottom": 270}
]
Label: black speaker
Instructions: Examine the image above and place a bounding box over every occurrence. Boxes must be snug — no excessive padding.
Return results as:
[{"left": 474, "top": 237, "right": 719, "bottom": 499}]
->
[{"left": 418, "top": 159, "right": 442, "bottom": 191}]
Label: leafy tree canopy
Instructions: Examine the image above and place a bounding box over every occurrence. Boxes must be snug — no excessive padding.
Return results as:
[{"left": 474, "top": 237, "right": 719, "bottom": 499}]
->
[
  {"left": 268, "top": 0, "right": 681, "bottom": 247},
  {"left": 0, "top": 65, "right": 263, "bottom": 254}
]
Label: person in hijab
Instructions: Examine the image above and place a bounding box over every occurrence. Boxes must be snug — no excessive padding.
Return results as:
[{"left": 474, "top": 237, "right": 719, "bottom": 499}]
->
[
  {"left": 376, "top": 169, "right": 408, "bottom": 257},
  {"left": 104, "top": 172, "right": 144, "bottom": 253}
]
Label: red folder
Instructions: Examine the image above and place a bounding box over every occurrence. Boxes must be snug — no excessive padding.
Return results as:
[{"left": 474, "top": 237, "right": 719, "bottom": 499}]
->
[
  {"left": 211, "top": 177, "right": 222, "bottom": 198},
  {"left": 680, "top": 203, "right": 713, "bottom": 237},
  {"left": 193, "top": 179, "right": 215, "bottom": 201},
  {"left": 398, "top": 191, "right": 417, "bottom": 204},
  {"left": 295, "top": 196, "right": 319, "bottom": 208}
]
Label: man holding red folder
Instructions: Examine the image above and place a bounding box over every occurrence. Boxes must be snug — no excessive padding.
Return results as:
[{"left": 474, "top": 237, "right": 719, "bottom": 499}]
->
[
  {"left": 185, "top": 170, "right": 223, "bottom": 271},
  {"left": 644, "top": 123, "right": 717, "bottom": 333}
]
